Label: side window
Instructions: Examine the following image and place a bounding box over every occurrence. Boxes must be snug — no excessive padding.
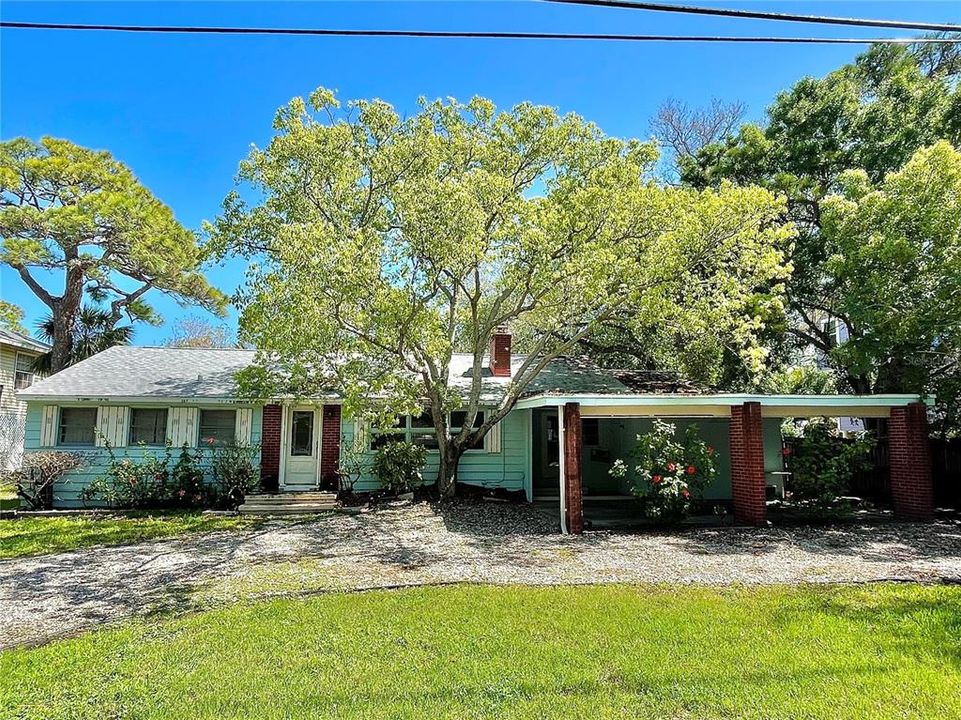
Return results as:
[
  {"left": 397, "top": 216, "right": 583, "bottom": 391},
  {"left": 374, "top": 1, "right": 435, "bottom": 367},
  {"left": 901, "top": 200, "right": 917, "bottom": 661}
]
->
[
  {"left": 129, "top": 408, "right": 169, "bottom": 446},
  {"left": 450, "top": 410, "right": 485, "bottom": 450},
  {"left": 15, "top": 353, "right": 34, "bottom": 390},
  {"left": 58, "top": 407, "right": 97, "bottom": 446},
  {"left": 198, "top": 409, "right": 237, "bottom": 446}
]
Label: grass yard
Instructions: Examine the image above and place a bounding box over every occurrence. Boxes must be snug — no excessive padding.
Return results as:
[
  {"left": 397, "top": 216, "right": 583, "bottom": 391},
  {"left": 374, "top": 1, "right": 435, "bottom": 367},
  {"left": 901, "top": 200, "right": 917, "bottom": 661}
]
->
[
  {"left": 3, "top": 584, "right": 959, "bottom": 719},
  {"left": 0, "top": 482, "right": 17, "bottom": 513},
  {"left": 0, "top": 512, "right": 261, "bottom": 559}
]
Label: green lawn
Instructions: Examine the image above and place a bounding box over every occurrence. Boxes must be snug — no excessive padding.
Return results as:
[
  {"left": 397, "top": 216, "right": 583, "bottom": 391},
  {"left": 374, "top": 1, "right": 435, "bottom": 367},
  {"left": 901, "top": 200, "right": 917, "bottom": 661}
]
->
[
  {"left": 0, "top": 482, "right": 17, "bottom": 512},
  {"left": 3, "top": 584, "right": 959, "bottom": 719},
  {"left": 0, "top": 512, "right": 261, "bottom": 559}
]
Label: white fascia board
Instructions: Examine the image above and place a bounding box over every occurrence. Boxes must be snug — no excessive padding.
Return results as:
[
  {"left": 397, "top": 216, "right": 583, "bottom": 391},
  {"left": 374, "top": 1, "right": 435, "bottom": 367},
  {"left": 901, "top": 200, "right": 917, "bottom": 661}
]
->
[
  {"left": 22, "top": 395, "right": 342, "bottom": 406},
  {"left": 514, "top": 393, "right": 928, "bottom": 410}
]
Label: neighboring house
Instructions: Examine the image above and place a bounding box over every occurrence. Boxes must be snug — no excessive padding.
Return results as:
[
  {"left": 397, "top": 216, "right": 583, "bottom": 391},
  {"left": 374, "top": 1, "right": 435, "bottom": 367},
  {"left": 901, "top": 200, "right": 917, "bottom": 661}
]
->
[
  {"left": 0, "top": 328, "right": 50, "bottom": 471},
  {"left": 18, "top": 330, "right": 934, "bottom": 532}
]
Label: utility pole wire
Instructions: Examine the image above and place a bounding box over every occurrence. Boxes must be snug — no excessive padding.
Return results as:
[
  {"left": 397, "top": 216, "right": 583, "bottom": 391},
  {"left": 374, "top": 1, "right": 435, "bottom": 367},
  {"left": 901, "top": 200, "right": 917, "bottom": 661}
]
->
[
  {"left": 2, "top": 21, "right": 961, "bottom": 44},
  {"left": 545, "top": 0, "right": 961, "bottom": 34}
]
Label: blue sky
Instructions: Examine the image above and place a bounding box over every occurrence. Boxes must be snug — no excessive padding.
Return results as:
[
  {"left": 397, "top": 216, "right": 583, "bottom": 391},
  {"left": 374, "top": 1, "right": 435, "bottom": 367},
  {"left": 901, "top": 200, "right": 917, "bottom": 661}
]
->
[{"left": 2, "top": 0, "right": 959, "bottom": 344}]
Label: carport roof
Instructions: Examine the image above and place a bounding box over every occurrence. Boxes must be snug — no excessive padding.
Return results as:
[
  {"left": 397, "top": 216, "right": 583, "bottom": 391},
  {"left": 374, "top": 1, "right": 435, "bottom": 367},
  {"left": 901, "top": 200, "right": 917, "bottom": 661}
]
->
[{"left": 514, "top": 392, "right": 930, "bottom": 418}]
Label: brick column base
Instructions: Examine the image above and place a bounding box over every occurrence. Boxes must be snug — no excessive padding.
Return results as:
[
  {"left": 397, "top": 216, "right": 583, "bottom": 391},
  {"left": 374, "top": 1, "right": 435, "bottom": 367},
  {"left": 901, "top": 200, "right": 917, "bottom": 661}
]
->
[
  {"left": 889, "top": 403, "right": 933, "bottom": 522},
  {"left": 563, "top": 403, "right": 584, "bottom": 534},
  {"left": 730, "top": 402, "right": 766, "bottom": 525},
  {"left": 260, "top": 404, "right": 282, "bottom": 492},
  {"left": 320, "top": 405, "right": 342, "bottom": 491}
]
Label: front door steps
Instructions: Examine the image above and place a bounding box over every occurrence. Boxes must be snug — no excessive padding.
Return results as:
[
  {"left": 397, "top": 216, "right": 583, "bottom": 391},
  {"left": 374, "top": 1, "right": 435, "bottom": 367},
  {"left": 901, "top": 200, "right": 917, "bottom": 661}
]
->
[{"left": 238, "top": 491, "right": 338, "bottom": 515}]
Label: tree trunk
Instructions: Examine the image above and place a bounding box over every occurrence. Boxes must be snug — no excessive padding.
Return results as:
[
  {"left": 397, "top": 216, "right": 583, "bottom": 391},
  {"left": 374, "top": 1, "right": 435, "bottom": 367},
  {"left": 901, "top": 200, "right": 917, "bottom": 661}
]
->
[
  {"left": 48, "top": 263, "right": 86, "bottom": 373},
  {"left": 48, "top": 301, "right": 79, "bottom": 373},
  {"left": 437, "top": 440, "right": 464, "bottom": 499}
]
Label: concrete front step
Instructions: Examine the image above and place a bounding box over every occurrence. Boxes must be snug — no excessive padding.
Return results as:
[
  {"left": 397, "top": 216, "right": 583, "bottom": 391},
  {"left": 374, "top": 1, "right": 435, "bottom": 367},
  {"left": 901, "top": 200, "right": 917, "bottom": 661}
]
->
[
  {"left": 238, "top": 491, "right": 338, "bottom": 515},
  {"left": 239, "top": 504, "right": 336, "bottom": 515}
]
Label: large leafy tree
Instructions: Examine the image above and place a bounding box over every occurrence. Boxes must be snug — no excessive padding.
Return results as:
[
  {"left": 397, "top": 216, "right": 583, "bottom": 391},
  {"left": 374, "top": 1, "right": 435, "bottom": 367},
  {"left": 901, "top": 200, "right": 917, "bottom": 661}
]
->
[
  {"left": 211, "top": 89, "right": 793, "bottom": 496},
  {"left": 0, "top": 300, "right": 28, "bottom": 335},
  {"left": 818, "top": 141, "right": 961, "bottom": 431},
  {"left": 0, "top": 137, "right": 227, "bottom": 372},
  {"left": 682, "top": 41, "right": 961, "bottom": 401}
]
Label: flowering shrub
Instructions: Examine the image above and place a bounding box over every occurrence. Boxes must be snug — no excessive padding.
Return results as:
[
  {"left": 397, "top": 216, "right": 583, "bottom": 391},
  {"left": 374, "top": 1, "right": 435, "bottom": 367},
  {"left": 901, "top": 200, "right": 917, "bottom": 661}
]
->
[
  {"left": 171, "top": 444, "right": 211, "bottom": 508},
  {"left": 82, "top": 443, "right": 175, "bottom": 508},
  {"left": 610, "top": 419, "right": 717, "bottom": 524},
  {"left": 372, "top": 440, "right": 428, "bottom": 495},
  {"left": 11, "top": 451, "right": 88, "bottom": 510},
  {"left": 81, "top": 441, "right": 260, "bottom": 510},
  {"left": 782, "top": 418, "right": 873, "bottom": 513},
  {"left": 210, "top": 442, "right": 261, "bottom": 509}
]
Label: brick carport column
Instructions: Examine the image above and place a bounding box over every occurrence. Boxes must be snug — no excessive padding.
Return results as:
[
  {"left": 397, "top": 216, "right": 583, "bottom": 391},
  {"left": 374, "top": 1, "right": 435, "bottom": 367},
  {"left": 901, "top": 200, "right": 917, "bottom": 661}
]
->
[
  {"left": 563, "top": 402, "right": 584, "bottom": 534},
  {"left": 320, "top": 405, "right": 342, "bottom": 491},
  {"left": 729, "top": 401, "right": 767, "bottom": 525},
  {"left": 260, "top": 404, "right": 282, "bottom": 492},
  {"left": 889, "top": 402, "right": 934, "bottom": 522}
]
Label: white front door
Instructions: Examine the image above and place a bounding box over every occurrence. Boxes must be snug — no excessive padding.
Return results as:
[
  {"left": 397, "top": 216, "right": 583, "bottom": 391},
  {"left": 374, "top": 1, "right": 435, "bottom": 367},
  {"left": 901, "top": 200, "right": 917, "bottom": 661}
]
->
[{"left": 283, "top": 407, "right": 320, "bottom": 490}]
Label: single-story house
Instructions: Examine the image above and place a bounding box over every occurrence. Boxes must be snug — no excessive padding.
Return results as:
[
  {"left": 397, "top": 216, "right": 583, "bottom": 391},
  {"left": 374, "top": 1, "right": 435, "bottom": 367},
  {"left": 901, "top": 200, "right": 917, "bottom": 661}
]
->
[{"left": 18, "top": 331, "right": 934, "bottom": 532}]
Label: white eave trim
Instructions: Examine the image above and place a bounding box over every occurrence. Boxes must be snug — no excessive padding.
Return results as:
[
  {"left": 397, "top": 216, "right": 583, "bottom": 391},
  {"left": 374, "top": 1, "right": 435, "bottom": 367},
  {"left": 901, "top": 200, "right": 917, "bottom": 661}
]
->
[
  {"left": 514, "top": 393, "right": 930, "bottom": 410},
  {"left": 19, "top": 395, "right": 343, "bottom": 405}
]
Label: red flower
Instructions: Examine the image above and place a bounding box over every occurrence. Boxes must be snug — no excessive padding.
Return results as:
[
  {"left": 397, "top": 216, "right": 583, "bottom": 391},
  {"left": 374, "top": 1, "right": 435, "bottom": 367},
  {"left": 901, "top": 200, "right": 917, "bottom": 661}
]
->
[
  {"left": 206, "top": 436, "right": 216, "bottom": 446},
  {"left": 782, "top": 447, "right": 791, "bottom": 457},
  {"left": 706, "top": 446, "right": 714, "bottom": 456},
  {"left": 667, "top": 463, "right": 676, "bottom": 472},
  {"left": 686, "top": 465, "right": 696, "bottom": 475},
  {"left": 682, "top": 489, "right": 690, "bottom": 498},
  {"left": 652, "top": 474, "right": 662, "bottom": 484}
]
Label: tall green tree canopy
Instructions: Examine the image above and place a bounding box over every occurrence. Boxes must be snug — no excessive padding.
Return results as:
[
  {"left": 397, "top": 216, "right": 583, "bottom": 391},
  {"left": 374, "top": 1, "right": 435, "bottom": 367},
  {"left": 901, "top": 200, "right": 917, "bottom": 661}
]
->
[
  {"left": 0, "top": 300, "right": 28, "bottom": 336},
  {"left": 681, "top": 41, "right": 961, "bottom": 403},
  {"left": 818, "top": 141, "right": 961, "bottom": 419},
  {"left": 211, "top": 89, "right": 793, "bottom": 495},
  {"left": 0, "top": 137, "right": 227, "bottom": 371}
]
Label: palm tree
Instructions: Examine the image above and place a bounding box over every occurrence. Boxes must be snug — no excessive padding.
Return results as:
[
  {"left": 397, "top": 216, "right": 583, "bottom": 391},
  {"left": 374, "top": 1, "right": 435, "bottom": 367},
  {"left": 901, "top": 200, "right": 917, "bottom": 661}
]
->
[{"left": 34, "top": 306, "right": 134, "bottom": 373}]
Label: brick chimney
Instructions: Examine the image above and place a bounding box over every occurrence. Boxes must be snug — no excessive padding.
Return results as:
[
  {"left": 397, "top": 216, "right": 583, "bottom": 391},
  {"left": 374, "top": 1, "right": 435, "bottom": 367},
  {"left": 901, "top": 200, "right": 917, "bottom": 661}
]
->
[{"left": 488, "top": 327, "right": 512, "bottom": 377}]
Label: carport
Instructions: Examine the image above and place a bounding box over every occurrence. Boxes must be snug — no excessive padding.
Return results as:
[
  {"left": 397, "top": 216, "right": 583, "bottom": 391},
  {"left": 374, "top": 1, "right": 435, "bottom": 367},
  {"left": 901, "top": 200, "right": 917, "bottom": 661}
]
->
[{"left": 517, "top": 393, "right": 933, "bottom": 534}]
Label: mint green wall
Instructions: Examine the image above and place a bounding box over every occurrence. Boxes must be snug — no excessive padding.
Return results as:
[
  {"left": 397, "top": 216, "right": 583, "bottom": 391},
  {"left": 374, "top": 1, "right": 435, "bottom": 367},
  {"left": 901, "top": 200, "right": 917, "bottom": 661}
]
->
[
  {"left": 584, "top": 417, "right": 784, "bottom": 501},
  {"left": 23, "top": 403, "right": 263, "bottom": 509},
  {"left": 342, "top": 408, "right": 532, "bottom": 498}
]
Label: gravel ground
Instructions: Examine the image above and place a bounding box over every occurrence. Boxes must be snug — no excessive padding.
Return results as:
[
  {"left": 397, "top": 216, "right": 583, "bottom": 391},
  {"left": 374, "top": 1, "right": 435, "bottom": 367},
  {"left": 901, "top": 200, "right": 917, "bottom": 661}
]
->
[{"left": 2, "top": 500, "right": 960, "bottom": 649}]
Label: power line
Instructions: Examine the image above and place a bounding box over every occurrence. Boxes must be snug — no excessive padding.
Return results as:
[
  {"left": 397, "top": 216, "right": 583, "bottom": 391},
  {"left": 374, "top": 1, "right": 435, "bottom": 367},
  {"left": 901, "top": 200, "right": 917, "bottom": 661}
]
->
[
  {"left": 545, "top": 0, "right": 961, "bottom": 34},
  {"left": 2, "top": 21, "right": 961, "bottom": 44}
]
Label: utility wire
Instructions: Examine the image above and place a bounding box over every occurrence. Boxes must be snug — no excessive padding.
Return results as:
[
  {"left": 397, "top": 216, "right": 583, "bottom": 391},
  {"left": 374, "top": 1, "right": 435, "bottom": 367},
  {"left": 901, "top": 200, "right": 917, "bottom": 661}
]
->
[
  {"left": 2, "top": 21, "right": 961, "bottom": 43},
  {"left": 545, "top": 0, "right": 961, "bottom": 34}
]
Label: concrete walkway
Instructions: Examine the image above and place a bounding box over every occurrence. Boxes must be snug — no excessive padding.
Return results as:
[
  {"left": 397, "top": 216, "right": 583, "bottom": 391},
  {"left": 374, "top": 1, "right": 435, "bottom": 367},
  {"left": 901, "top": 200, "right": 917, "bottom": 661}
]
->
[{"left": 2, "top": 501, "right": 960, "bottom": 649}]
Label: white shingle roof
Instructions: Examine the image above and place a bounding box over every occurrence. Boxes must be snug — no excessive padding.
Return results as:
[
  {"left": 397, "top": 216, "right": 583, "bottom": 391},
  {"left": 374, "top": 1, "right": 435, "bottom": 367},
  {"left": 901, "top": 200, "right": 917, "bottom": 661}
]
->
[
  {"left": 18, "top": 345, "right": 639, "bottom": 402},
  {"left": 18, "top": 346, "right": 258, "bottom": 400},
  {"left": 0, "top": 328, "right": 50, "bottom": 354}
]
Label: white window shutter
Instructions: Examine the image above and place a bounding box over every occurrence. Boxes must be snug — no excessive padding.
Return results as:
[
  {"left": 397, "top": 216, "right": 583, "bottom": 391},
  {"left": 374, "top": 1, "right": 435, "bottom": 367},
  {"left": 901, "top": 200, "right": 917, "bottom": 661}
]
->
[
  {"left": 40, "top": 405, "right": 58, "bottom": 447},
  {"left": 235, "top": 408, "right": 253, "bottom": 445},
  {"left": 167, "top": 407, "right": 199, "bottom": 447},
  {"left": 486, "top": 419, "right": 502, "bottom": 454},
  {"left": 96, "top": 406, "right": 129, "bottom": 448},
  {"left": 353, "top": 418, "right": 369, "bottom": 451}
]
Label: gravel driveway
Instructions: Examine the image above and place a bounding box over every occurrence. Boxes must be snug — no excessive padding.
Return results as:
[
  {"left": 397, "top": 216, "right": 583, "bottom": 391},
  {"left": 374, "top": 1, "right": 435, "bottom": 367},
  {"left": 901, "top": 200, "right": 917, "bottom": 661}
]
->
[{"left": 2, "top": 501, "right": 960, "bottom": 649}]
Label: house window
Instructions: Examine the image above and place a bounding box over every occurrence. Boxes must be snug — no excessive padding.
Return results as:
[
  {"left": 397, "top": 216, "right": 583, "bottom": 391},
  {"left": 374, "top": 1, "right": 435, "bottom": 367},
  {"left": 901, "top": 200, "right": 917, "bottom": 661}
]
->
[
  {"left": 14, "top": 353, "right": 34, "bottom": 390},
  {"left": 371, "top": 410, "right": 486, "bottom": 451},
  {"left": 372, "top": 411, "right": 439, "bottom": 450},
  {"left": 583, "top": 418, "right": 600, "bottom": 447},
  {"left": 58, "top": 407, "right": 97, "bottom": 446},
  {"left": 129, "top": 408, "right": 168, "bottom": 446},
  {"left": 198, "top": 409, "right": 236, "bottom": 446},
  {"left": 450, "top": 410, "right": 485, "bottom": 450}
]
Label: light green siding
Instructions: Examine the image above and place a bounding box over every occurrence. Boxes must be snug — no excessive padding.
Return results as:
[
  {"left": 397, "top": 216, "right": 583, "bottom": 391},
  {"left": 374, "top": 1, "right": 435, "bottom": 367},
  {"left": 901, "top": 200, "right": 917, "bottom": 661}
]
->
[
  {"left": 342, "top": 409, "right": 532, "bottom": 496},
  {"left": 583, "top": 417, "right": 784, "bottom": 501},
  {"left": 23, "top": 403, "right": 263, "bottom": 509}
]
